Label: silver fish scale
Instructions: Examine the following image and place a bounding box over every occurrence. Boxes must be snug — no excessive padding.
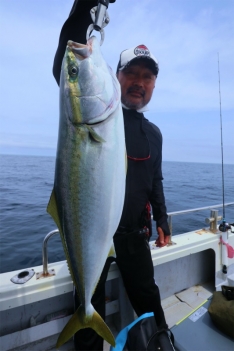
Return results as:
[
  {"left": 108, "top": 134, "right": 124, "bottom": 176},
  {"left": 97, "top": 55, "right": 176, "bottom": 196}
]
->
[{"left": 53, "top": 36, "right": 126, "bottom": 315}]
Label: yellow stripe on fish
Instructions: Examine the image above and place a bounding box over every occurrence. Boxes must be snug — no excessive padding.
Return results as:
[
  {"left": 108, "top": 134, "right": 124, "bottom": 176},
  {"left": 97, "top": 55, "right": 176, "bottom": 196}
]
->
[{"left": 47, "top": 36, "right": 126, "bottom": 348}]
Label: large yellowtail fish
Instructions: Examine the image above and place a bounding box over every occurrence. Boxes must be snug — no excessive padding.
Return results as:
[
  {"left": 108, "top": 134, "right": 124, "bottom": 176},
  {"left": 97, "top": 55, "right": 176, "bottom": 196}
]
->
[{"left": 47, "top": 36, "right": 126, "bottom": 348}]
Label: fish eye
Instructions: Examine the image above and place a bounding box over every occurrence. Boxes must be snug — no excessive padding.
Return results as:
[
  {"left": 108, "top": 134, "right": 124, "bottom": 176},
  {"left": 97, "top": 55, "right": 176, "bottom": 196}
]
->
[{"left": 68, "top": 64, "right": 78, "bottom": 77}]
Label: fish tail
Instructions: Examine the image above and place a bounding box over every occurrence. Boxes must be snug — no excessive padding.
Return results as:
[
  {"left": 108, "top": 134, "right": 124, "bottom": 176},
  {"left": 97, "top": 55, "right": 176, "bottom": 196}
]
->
[{"left": 56, "top": 304, "right": 115, "bottom": 348}]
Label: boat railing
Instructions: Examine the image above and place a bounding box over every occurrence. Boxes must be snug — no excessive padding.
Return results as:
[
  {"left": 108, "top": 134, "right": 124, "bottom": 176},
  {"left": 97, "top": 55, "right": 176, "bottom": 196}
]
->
[
  {"left": 167, "top": 202, "right": 234, "bottom": 236},
  {"left": 37, "top": 229, "right": 59, "bottom": 278},
  {"left": 40, "top": 202, "right": 234, "bottom": 278}
]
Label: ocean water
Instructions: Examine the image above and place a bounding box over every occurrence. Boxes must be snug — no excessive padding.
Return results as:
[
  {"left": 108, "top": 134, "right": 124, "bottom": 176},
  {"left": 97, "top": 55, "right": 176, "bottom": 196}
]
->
[{"left": 0, "top": 154, "right": 233, "bottom": 274}]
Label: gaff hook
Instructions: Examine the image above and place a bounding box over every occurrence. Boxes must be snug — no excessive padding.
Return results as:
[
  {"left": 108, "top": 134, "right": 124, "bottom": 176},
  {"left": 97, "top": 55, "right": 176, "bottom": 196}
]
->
[{"left": 86, "top": 3, "right": 110, "bottom": 46}]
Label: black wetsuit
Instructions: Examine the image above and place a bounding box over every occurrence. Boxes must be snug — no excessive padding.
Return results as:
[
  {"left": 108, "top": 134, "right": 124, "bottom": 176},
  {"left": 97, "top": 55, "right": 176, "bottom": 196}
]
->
[{"left": 53, "top": 1, "right": 170, "bottom": 350}]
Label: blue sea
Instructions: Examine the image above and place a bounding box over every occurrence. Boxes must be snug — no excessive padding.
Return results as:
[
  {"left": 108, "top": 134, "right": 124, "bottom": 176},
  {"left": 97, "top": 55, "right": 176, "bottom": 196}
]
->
[{"left": 0, "top": 154, "right": 233, "bottom": 274}]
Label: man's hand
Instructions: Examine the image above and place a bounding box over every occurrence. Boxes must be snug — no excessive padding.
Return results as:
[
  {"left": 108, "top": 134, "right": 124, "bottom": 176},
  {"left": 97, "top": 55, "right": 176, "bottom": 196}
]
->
[{"left": 155, "top": 227, "right": 170, "bottom": 247}]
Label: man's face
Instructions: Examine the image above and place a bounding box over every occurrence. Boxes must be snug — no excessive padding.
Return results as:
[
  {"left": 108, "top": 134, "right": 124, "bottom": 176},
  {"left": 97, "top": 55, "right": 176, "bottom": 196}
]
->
[{"left": 117, "top": 61, "right": 156, "bottom": 110}]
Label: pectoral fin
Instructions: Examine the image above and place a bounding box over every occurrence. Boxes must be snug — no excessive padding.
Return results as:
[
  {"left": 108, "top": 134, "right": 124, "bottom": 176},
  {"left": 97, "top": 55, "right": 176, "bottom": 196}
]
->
[
  {"left": 56, "top": 305, "right": 115, "bottom": 348},
  {"left": 85, "top": 124, "right": 105, "bottom": 143}
]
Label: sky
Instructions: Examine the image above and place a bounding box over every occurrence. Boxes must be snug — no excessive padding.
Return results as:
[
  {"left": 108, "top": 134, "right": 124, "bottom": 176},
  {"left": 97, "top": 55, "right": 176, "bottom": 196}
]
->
[{"left": 0, "top": 0, "right": 233, "bottom": 164}]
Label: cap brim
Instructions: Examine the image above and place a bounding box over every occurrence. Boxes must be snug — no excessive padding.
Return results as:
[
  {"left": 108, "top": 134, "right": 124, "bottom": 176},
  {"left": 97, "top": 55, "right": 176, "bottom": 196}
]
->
[{"left": 118, "top": 56, "right": 158, "bottom": 76}]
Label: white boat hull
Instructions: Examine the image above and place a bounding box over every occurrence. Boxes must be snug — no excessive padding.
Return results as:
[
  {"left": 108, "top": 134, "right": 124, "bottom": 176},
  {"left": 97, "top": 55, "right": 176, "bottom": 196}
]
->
[{"left": 1, "top": 227, "right": 234, "bottom": 351}]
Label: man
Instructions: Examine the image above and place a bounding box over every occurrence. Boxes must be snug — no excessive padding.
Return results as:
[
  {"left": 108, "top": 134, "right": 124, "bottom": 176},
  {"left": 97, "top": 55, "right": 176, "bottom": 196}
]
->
[{"left": 53, "top": 1, "right": 171, "bottom": 350}]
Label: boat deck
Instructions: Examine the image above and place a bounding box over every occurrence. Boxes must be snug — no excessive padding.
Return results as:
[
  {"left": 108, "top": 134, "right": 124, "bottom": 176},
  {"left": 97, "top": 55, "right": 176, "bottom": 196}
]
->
[
  {"left": 50, "top": 283, "right": 218, "bottom": 351},
  {"left": 1, "top": 226, "right": 233, "bottom": 351},
  {"left": 172, "top": 299, "right": 234, "bottom": 351}
]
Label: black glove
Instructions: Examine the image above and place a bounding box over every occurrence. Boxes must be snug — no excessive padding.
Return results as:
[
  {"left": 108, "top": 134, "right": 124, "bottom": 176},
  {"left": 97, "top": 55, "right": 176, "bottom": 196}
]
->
[{"left": 53, "top": 0, "right": 116, "bottom": 85}]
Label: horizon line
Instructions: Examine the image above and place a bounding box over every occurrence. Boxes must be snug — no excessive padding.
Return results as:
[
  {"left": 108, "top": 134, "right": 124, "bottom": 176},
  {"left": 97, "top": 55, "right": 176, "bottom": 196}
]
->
[{"left": 0, "top": 152, "right": 233, "bottom": 166}]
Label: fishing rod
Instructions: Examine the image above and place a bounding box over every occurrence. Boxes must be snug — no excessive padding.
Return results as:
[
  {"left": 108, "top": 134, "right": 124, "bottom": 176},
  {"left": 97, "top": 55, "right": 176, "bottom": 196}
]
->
[{"left": 217, "top": 53, "right": 231, "bottom": 274}]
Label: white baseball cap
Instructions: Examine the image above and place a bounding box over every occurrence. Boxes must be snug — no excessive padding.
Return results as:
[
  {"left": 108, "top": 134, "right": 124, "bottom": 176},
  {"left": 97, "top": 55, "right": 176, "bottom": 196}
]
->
[{"left": 117, "top": 44, "right": 159, "bottom": 76}]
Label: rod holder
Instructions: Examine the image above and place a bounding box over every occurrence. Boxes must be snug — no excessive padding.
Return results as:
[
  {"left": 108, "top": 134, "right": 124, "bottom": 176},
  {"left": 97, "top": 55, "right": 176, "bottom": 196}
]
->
[{"left": 205, "top": 209, "right": 222, "bottom": 233}]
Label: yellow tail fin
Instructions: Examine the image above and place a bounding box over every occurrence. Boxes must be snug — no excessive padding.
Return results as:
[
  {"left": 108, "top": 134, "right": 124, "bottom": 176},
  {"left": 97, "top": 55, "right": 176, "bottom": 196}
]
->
[{"left": 56, "top": 305, "right": 115, "bottom": 348}]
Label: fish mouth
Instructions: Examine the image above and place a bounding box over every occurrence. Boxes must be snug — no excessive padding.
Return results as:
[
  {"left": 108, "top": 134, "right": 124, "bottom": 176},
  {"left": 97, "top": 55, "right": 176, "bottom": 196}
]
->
[{"left": 67, "top": 40, "right": 91, "bottom": 60}]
